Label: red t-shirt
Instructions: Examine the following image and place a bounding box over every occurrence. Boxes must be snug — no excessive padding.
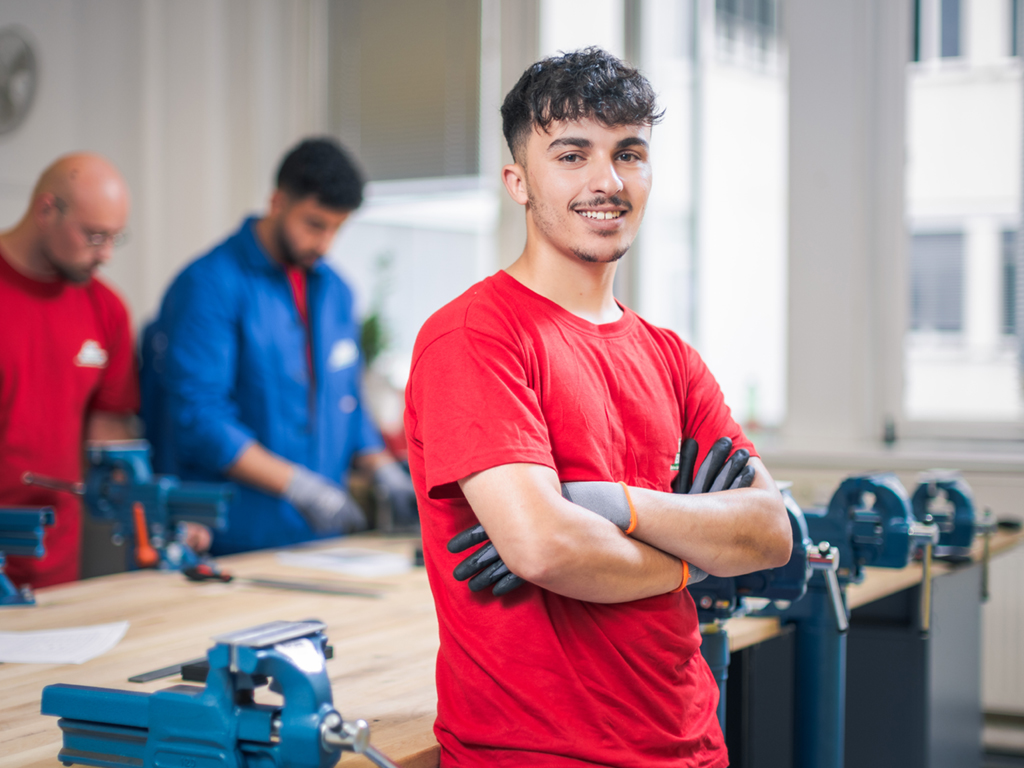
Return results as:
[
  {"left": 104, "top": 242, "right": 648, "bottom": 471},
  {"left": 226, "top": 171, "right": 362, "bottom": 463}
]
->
[
  {"left": 0, "top": 249, "right": 139, "bottom": 588},
  {"left": 405, "top": 271, "right": 754, "bottom": 768}
]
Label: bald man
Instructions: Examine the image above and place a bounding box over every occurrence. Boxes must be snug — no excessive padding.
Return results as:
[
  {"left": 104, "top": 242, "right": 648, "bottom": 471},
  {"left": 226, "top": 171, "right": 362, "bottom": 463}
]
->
[{"left": 0, "top": 153, "right": 139, "bottom": 588}]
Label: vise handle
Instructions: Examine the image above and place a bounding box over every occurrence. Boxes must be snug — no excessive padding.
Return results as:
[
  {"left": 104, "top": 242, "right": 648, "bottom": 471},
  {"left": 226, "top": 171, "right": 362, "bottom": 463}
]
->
[{"left": 809, "top": 542, "right": 848, "bottom": 634}]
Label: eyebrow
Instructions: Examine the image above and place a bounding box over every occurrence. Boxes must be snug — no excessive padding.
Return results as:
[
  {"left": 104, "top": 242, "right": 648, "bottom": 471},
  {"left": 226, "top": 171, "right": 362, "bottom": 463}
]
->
[
  {"left": 546, "top": 136, "right": 650, "bottom": 152},
  {"left": 547, "top": 137, "right": 591, "bottom": 151}
]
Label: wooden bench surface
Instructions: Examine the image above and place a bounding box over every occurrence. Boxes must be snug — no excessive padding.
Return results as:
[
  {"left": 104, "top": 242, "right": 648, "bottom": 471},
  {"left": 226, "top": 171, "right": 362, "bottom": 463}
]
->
[{"left": 2, "top": 529, "right": 1019, "bottom": 767}]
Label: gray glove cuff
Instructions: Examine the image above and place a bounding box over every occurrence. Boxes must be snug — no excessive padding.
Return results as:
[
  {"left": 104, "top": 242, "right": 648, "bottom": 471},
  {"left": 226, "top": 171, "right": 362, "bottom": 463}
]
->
[
  {"left": 687, "top": 564, "right": 709, "bottom": 586},
  {"left": 561, "top": 481, "right": 632, "bottom": 531},
  {"left": 284, "top": 465, "right": 366, "bottom": 535}
]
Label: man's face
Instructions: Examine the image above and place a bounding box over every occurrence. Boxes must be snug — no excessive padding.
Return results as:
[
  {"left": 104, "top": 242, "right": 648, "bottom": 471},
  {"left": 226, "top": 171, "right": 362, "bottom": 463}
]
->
[
  {"left": 273, "top": 194, "right": 351, "bottom": 269},
  {"left": 41, "top": 195, "right": 129, "bottom": 285},
  {"left": 515, "top": 118, "right": 652, "bottom": 264}
]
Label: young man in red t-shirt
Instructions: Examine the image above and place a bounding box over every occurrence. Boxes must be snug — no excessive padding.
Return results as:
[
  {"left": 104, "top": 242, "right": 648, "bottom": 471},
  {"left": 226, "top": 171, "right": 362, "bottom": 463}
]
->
[
  {"left": 405, "top": 49, "right": 792, "bottom": 766},
  {"left": 0, "top": 154, "right": 140, "bottom": 588}
]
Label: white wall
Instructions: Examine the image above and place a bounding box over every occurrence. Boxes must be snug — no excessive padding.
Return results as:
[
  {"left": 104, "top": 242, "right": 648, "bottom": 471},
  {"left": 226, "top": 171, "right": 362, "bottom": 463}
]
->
[{"left": 0, "top": 0, "right": 329, "bottom": 327}]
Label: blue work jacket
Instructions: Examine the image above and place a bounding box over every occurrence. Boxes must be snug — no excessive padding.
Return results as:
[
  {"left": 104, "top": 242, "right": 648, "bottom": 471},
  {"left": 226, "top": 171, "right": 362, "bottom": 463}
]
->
[{"left": 141, "top": 217, "right": 383, "bottom": 555}]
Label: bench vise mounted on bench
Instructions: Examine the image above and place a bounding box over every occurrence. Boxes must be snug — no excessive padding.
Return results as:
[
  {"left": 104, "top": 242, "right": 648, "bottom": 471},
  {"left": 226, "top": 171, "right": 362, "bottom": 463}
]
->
[
  {"left": 24, "top": 439, "right": 232, "bottom": 575},
  {"left": 0, "top": 507, "right": 54, "bottom": 606},
  {"left": 42, "top": 619, "right": 402, "bottom": 768},
  {"left": 780, "top": 472, "right": 940, "bottom": 768}
]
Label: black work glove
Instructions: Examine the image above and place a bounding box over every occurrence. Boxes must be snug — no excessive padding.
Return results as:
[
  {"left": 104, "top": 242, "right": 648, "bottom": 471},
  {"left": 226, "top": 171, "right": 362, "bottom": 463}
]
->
[
  {"left": 664, "top": 436, "right": 756, "bottom": 586},
  {"left": 672, "top": 436, "right": 755, "bottom": 494},
  {"left": 448, "top": 524, "right": 526, "bottom": 596},
  {"left": 373, "top": 461, "right": 419, "bottom": 530}
]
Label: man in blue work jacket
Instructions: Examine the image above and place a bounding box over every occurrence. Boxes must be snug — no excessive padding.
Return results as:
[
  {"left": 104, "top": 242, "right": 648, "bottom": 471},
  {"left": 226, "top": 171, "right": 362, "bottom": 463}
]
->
[{"left": 142, "top": 138, "right": 416, "bottom": 555}]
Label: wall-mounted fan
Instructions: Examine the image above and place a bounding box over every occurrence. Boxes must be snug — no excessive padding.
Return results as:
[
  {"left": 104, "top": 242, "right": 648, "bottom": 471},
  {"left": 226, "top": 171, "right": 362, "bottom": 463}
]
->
[{"left": 0, "top": 27, "right": 38, "bottom": 136}]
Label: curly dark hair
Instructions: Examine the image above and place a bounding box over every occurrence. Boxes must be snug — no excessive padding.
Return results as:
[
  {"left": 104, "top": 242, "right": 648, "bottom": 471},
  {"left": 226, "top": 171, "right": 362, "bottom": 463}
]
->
[
  {"left": 276, "top": 137, "right": 365, "bottom": 211},
  {"left": 501, "top": 47, "right": 664, "bottom": 164}
]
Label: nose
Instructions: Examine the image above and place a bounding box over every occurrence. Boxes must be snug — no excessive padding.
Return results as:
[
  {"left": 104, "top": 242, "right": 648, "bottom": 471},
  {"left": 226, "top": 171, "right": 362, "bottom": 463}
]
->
[
  {"left": 588, "top": 157, "right": 624, "bottom": 197},
  {"left": 95, "top": 241, "right": 115, "bottom": 265}
]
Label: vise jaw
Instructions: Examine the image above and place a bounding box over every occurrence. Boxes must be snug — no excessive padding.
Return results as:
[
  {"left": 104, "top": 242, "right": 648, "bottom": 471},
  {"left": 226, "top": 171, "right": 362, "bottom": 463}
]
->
[
  {"left": 803, "top": 473, "right": 938, "bottom": 585},
  {"left": 912, "top": 470, "right": 979, "bottom": 558},
  {"left": 41, "top": 619, "right": 395, "bottom": 768}
]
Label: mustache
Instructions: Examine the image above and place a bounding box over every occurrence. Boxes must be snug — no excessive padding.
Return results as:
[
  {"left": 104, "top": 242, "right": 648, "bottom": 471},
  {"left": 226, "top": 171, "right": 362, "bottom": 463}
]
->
[{"left": 571, "top": 196, "right": 632, "bottom": 212}]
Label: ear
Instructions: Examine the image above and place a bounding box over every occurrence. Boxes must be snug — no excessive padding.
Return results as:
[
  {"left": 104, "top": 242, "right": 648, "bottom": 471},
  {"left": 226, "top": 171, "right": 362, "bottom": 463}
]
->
[
  {"left": 268, "top": 189, "right": 288, "bottom": 217},
  {"left": 501, "top": 163, "right": 529, "bottom": 207},
  {"left": 32, "top": 192, "right": 59, "bottom": 228}
]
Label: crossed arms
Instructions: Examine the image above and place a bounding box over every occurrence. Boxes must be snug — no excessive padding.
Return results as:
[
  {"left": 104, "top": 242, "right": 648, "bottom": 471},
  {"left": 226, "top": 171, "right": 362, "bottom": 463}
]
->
[{"left": 457, "top": 453, "right": 791, "bottom": 604}]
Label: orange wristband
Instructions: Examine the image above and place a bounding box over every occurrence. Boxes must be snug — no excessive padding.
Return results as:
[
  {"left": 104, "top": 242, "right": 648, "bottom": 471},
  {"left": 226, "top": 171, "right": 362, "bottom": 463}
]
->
[
  {"left": 669, "top": 561, "right": 690, "bottom": 593},
  {"left": 617, "top": 481, "right": 638, "bottom": 534}
]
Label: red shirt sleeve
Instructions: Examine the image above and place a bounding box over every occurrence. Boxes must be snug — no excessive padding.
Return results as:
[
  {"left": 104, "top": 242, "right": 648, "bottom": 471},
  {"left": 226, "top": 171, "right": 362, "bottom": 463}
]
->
[{"left": 408, "top": 323, "right": 556, "bottom": 501}]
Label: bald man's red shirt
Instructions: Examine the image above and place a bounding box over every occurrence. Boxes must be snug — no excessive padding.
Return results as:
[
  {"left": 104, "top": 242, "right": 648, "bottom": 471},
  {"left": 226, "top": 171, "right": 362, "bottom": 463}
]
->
[{"left": 0, "top": 248, "right": 139, "bottom": 588}]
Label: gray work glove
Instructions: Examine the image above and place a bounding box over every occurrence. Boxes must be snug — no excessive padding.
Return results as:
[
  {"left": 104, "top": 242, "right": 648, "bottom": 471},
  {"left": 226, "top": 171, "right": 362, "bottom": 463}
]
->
[
  {"left": 373, "top": 461, "right": 419, "bottom": 531},
  {"left": 284, "top": 465, "right": 367, "bottom": 535}
]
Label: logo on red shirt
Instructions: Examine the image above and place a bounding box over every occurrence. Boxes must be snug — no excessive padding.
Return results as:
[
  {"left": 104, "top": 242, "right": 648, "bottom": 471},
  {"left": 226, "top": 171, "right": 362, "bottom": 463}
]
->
[{"left": 74, "top": 339, "right": 108, "bottom": 368}]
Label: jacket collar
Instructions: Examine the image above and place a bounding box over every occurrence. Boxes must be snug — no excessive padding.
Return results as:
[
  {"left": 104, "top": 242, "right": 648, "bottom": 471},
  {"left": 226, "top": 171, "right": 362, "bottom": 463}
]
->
[{"left": 236, "top": 215, "right": 331, "bottom": 278}]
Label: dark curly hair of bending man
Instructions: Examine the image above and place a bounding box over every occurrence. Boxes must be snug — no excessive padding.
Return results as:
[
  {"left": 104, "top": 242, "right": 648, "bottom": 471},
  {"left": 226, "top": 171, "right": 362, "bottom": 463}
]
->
[
  {"left": 501, "top": 47, "right": 664, "bottom": 165},
  {"left": 276, "top": 137, "right": 365, "bottom": 211}
]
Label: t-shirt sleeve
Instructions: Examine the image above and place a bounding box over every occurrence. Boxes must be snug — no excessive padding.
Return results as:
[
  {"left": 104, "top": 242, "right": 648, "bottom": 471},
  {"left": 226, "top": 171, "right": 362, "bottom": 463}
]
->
[
  {"left": 408, "top": 323, "right": 556, "bottom": 500},
  {"left": 677, "top": 340, "right": 757, "bottom": 467},
  {"left": 89, "top": 285, "right": 140, "bottom": 415}
]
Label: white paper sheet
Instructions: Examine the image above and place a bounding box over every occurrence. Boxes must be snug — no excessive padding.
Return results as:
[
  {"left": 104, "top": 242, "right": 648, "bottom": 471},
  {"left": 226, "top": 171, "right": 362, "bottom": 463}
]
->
[
  {"left": 0, "top": 620, "right": 129, "bottom": 665},
  {"left": 277, "top": 547, "right": 411, "bottom": 578}
]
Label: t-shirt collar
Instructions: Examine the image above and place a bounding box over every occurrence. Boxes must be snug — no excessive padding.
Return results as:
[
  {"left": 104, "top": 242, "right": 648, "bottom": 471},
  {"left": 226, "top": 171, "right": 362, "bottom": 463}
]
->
[{"left": 495, "top": 269, "right": 635, "bottom": 337}]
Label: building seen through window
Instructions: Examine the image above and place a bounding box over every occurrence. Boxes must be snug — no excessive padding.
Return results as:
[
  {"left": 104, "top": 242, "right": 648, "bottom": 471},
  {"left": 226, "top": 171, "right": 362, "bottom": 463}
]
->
[{"left": 905, "top": 0, "right": 1022, "bottom": 422}]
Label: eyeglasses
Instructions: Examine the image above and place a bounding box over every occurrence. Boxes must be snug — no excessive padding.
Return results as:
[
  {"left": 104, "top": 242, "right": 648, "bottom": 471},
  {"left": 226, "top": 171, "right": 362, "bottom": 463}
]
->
[{"left": 53, "top": 197, "right": 129, "bottom": 248}]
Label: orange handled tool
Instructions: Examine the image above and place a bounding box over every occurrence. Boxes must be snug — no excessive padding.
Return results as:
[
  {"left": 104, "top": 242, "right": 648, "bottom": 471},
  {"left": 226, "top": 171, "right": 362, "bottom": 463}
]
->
[{"left": 132, "top": 502, "right": 160, "bottom": 569}]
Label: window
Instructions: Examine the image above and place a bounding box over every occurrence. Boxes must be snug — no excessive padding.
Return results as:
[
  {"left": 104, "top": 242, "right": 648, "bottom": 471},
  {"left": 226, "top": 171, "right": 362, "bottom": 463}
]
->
[
  {"left": 910, "top": 232, "right": 964, "bottom": 332},
  {"left": 911, "top": 0, "right": 965, "bottom": 62},
  {"left": 940, "top": 0, "right": 961, "bottom": 57},
  {"left": 328, "top": 0, "right": 480, "bottom": 182},
  {"left": 1004, "top": 230, "right": 1018, "bottom": 336},
  {"left": 715, "top": 0, "right": 778, "bottom": 55},
  {"left": 913, "top": 0, "right": 923, "bottom": 62},
  {"left": 1013, "top": 0, "right": 1022, "bottom": 56}
]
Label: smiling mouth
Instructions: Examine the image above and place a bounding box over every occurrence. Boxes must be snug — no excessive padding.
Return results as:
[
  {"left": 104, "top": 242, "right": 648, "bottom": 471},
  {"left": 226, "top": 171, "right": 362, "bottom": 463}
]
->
[{"left": 577, "top": 210, "right": 624, "bottom": 220}]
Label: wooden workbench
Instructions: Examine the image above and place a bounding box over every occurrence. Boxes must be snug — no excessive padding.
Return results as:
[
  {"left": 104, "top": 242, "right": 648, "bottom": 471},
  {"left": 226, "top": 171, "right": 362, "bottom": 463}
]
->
[{"left": 2, "top": 530, "right": 1019, "bottom": 768}]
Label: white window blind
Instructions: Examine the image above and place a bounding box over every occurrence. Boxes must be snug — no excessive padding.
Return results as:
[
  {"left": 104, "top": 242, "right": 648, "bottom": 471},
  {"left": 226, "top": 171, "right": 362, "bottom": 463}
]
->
[
  {"left": 910, "top": 232, "right": 964, "bottom": 332},
  {"left": 329, "top": 0, "right": 480, "bottom": 182}
]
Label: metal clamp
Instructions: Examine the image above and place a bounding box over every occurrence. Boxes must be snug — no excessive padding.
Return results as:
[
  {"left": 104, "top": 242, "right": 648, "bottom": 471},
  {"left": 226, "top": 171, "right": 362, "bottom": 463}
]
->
[
  {"left": 321, "top": 710, "right": 401, "bottom": 768},
  {"left": 809, "top": 542, "right": 848, "bottom": 634},
  {"left": 908, "top": 520, "right": 939, "bottom": 636}
]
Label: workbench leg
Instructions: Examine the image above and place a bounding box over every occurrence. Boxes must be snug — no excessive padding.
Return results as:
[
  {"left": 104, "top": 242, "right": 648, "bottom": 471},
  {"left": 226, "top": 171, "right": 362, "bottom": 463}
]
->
[
  {"left": 701, "top": 628, "right": 730, "bottom": 737},
  {"left": 793, "top": 584, "right": 847, "bottom": 768}
]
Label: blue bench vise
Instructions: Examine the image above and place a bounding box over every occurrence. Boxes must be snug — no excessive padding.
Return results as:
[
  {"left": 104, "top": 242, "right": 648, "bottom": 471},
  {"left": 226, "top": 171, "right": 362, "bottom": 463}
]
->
[
  {"left": 805, "top": 472, "right": 939, "bottom": 582},
  {"left": 0, "top": 507, "right": 54, "bottom": 606},
  {"left": 24, "top": 439, "right": 232, "bottom": 575},
  {"left": 691, "top": 488, "right": 819, "bottom": 623},
  {"left": 912, "top": 470, "right": 984, "bottom": 560},
  {"left": 778, "top": 472, "right": 939, "bottom": 768},
  {"left": 41, "top": 619, "right": 401, "bottom": 768}
]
